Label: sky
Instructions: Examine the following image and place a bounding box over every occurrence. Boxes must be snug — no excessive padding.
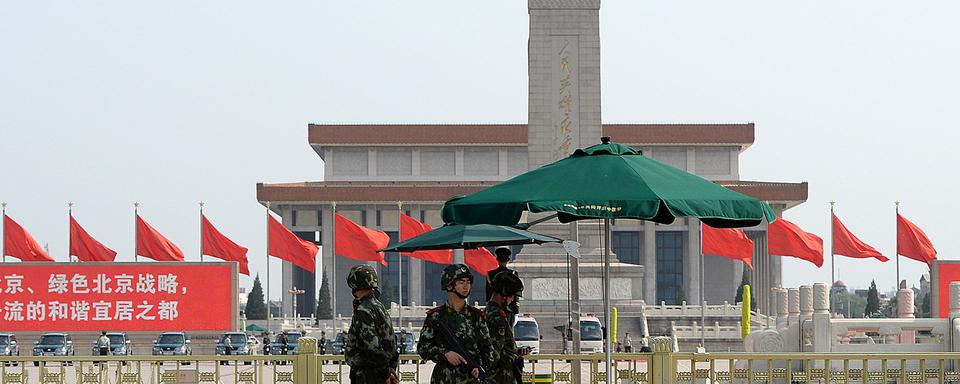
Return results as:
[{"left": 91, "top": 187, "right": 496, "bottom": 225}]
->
[{"left": 1, "top": 1, "right": 958, "bottom": 299}]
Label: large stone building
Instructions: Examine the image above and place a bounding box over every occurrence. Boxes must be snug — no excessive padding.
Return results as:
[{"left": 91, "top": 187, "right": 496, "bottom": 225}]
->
[{"left": 255, "top": 0, "right": 807, "bottom": 323}]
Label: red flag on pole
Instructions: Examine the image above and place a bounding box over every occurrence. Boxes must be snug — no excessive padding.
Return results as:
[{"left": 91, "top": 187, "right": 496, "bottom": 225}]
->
[
  {"left": 465, "top": 247, "right": 499, "bottom": 275},
  {"left": 832, "top": 214, "right": 888, "bottom": 262},
  {"left": 334, "top": 214, "right": 389, "bottom": 266},
  {"left": 135, "top": 215, "right": 185, "bottom": 262},
  {"left": 399, "top": 213, "right": 452, "bottom": 265},
  {"left": 768, "top": 217, "right": 824, "bottom": 267},
  {"left": 268, "top": 215, "right": 318, "bottom": 273},
  {"left": 702, "top": 224, "right": 754, "bottom": 268},
  {"left": 3, "top": 214, "right": 54, "bottom": 262},
  {"left": 70, "top": 214, "right": 117, "bottom": 262},
  {"left": 897, "top": 214, "right": 937, "bottom": 265},
  {"left": 202, "top": 215, "right": 250, "bottom": 275}
]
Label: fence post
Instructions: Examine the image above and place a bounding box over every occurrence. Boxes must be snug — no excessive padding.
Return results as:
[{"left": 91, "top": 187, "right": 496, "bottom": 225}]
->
[
  {"left": 650, "top": 336, "right": 675, "bottom": 384},
  {"left": 294, "top": 336, "right": 319, "bottom": 383}
]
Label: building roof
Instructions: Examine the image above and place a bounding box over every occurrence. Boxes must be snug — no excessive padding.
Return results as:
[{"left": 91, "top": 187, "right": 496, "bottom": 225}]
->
[
  {"left": 257, "top": 179, "right": 806, "bottom": 207},
  {"left": 308, "top": 123, "right": 755, "bottom": 148}
]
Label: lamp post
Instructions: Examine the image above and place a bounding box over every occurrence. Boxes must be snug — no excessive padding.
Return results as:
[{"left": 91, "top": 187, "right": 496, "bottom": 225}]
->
[{"left": 288, "top": 287, "right": 305, "bottom": 328}]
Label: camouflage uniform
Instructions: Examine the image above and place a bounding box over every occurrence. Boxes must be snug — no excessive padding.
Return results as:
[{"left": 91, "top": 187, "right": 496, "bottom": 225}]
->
[
  {"left": 485, "top": 271, "right": 525, "bottom": 383},
  {"left": 484, "top": 300, "right": 519, "bottom": 383},
  {"left": 344, "top": 265, "right": 398, "bottom": 384},
  {"left": 417, "top": 264, "right": 497, "bottom": 384}
]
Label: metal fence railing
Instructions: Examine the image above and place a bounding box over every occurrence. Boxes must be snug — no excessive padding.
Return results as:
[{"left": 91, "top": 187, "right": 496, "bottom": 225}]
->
[{"left": 8, "top": 336, "right": 960, "bottom": 383}]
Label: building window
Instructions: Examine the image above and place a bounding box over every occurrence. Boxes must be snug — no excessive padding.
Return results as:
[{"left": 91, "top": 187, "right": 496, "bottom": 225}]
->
[
  {"left": 612, "top": 231, "right": 641, "bottom": 265},
  {"left": 656, "top": 231, "right": 685, "bottom": 305},
  {"left": 382, "top": 232, "right": 409, "bottom": 306},
  {"left": 423, "top": 261, "right": 448, "bottom": 306},
  {"left": 376, "top": 209, "right": 382, "bottom": 227},
  {"left": 291, "top": 210, "right": 298, "bottom": 227}
]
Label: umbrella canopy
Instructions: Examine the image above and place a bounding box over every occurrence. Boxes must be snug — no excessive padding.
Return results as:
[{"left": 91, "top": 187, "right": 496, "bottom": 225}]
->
[
  {"left": 381, "top": 223, "right": 562, "bottom": 252},
  {"left": 442, "top": 138, "right": 775, "bottom": 228},
  {"left": 245, "top": 324, "right": 266, "bottom": 332}
]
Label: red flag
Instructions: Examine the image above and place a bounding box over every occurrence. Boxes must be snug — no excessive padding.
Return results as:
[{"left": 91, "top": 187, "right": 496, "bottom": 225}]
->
[
  {"left": 3, "top": 214, "right": 54, "bottom": 262},
  {"left": 202, "top": 215, "right": 250, "bottom": 275},
  {"left": 702, "top": 224, "right": 754, "bottom": 268},
  {"left": 334, "top": 214, "right": 389, "bottom": 266},
  {"left": 768, "top": 218, "right": 824, "bottom": 267},
  {"left": 268, "top": 215, "right": 318, "bottom": 273},
  {"left": 897, "top": 213, "right": 937, "bottom": 265},
  {"left": 832, "top": 214, "right": 888, "bottom": 262},
  {"left": 70, "top": 215, "right": 117, "bottom": 262},
  {"left": 465, "top": 247, "right": 499, "bottom": 275},
  {"left": 399, "top": 213, "right": 452, "bottom": 265},
  {"left": 136, "top": 215, "right": 185, "bottom": 262}
]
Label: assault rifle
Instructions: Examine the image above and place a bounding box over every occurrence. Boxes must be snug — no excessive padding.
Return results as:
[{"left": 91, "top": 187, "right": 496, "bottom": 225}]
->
[{"left": 431, "top": 316, "right": 492, "bottom": 383}]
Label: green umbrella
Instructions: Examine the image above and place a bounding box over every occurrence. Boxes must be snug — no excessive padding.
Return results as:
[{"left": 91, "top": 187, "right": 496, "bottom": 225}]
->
[
  {"left": 381, "top": 223, "right": 562, "bottom": 252},
  {"left": 442, "top": 138, "right": 775, "bottom": 228},
  {"left": 245, "top": 324, "right": 266, "bottom": 332},
  {"left": 440, "top": 137, "right": 775, "bottom": 370}
]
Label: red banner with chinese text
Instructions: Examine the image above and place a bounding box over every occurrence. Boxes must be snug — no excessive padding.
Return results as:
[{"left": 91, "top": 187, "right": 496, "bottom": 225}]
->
[{"left": 0, "top": 263, "right": 234, "bottom": 331}]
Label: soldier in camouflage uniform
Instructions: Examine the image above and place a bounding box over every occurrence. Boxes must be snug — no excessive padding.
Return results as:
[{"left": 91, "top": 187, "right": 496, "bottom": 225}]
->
[
  {"left": 485, "top": 272, "right": 528, "bottom": 384},
  {"left": 344, "top": 265, "right": 399, "bottom": 384},
  {"left": 486, "top": 247, "right": 520, "bottom": 324},
  {"left": 417, "top": 264, "right": 496, "bottom": 383}
]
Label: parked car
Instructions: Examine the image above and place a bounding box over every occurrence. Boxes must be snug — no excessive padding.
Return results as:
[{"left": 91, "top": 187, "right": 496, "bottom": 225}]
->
[
  {"left": 90, "top": 332, "right": 132, "bottom": 356},
  {"left": 0, "top": 333, "right": 19, "bottom": 357},
  {"left": 152, "top": 332, "right": 192, "bottom": 356},
  {"left": 32, "top": 333, "right": 74, "bottom": 366},
  {"left": 216, "top": 332, "right": 253, "bottom": 365},
  {"left": 394, "top": 331, "right": 417, "bottom": 355},
  {"left": 269, "top": 331, "right": 302, "bottom": 355},
  {"left": 328, "top": 332, "right": 344, "bottom": 355}
]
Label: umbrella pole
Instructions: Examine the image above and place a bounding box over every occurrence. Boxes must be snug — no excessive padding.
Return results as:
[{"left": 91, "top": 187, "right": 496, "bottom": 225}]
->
[{"left": 603, "top": 218, "right": 612, "bottom": 380}]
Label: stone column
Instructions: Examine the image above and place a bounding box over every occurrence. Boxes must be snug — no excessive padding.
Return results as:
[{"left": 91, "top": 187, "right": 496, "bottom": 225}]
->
[
  {"left": 685, "top": 218, "right": 701, "bottom": 304},
  {"left": 788, "top": 288, "right": 800, "bottom": 325},
  {"left": 799, "top": 285, "right": 814, "bottom": 321},
  {"left": 643, "top": 221, "right": 657, "bottom": 301},
  {"left": 812, "top": 282, "right": 831, "bottom": 353},
  {"left": 897, "top": 288, "right": 916, "bottom": 318},
  {"left": 775, "top": 288, "right": 789, "bottom": 330}
]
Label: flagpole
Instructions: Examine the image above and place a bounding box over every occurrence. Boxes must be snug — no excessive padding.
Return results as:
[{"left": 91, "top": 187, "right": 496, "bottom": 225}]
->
[
  {"left": 266, "top": 202, "right": 271, "bottom": 335},
  {"left": 134, "top": 202, "right": 140, "bottom": 262},
  {"left": 397, "top": 201, "right": 403, "bottom": 331},
  {"left": 1, "top": 202, "right": 6, "bottom": 263},
  {"left": 331, "top": 201, "right": 338, "bottom": 336},
  {"left": 68, "top": 202, "right": 74, "bottom": 263},
  {"left": 199, "top": 202, "right": 205, "bottom": 263},
  {"left": 830, "top": 201, "right": 835, "bottom": 313},
  {"left": 895, "top": 201, "right": 900, "bottom": 289}
]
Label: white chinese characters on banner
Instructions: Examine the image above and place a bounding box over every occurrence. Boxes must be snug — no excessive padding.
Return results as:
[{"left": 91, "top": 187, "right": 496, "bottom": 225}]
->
[{"left": 1, "top": 273, "right": 185, "bottom": 323}]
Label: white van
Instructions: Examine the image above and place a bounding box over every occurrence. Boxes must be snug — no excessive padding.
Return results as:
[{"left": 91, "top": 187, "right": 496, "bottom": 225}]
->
[
  {"left": 513, "top": 313, "right": 540, "bottom": 354},
  {"left": 565, "top": 314, "right": 604, "bottom": 353}
]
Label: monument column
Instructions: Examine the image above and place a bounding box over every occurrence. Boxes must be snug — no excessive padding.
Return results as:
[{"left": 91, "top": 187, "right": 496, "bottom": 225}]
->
[{"left": 528, "top": 0, "right": 602, "bottom": 169}]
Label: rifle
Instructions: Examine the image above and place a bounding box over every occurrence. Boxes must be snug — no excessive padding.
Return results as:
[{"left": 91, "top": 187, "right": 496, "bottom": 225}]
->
[{"left": 431, "top": 316, "right": 491, "bottom": 383}]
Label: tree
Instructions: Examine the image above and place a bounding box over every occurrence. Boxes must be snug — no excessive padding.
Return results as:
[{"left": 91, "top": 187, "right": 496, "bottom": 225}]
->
[
  {"left": 864, "top": 280, "right": 881, "bottom": 317},
  {"left": 246, "top": 274, "right": 267, "bottom": 320},
  {"left": 316, "top": 271, "right": 332, "bottom": 320},
  {"left": 379, "top": 277, "right": 395, "bottom": 309},
  {"left": 735, "top": 269, "right": 758, "bottom": 312}
]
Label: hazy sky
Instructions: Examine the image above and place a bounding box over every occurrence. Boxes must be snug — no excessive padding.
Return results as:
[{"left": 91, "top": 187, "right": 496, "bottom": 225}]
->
[{"left": 2, "top": 1, "right": 958, "bottom": 299}]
